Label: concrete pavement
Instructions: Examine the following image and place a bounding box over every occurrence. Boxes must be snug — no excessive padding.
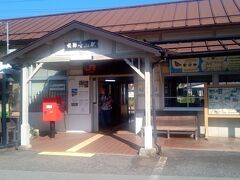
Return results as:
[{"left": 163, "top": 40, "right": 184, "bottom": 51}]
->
[
  {"left": 0, "top": 170, "right": 237, "bottom": 180},
  {"left": 0, "top": 148, "right": 239, "bottom": 179}
]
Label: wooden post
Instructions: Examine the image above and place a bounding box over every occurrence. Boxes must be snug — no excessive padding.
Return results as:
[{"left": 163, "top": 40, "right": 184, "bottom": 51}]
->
[{"left": 204, "top": 83, "right": 209, "bottom": 139}]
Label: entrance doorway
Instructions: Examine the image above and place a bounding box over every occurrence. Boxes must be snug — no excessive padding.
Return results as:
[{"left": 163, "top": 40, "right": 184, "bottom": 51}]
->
[{"left": 97, "top": 76, "right": 134, "bottom": 131}]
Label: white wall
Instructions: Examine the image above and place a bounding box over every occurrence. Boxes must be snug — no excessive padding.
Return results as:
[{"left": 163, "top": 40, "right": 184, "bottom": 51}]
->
[
  {"left": 198, "top": 111, "right": 240, "bottom": 138},
  {"left": 65, "top": 114, "right": 92, "bottom": 132},
  {"left": 29, "top": 112, "right": 66, "bottom": 133}
]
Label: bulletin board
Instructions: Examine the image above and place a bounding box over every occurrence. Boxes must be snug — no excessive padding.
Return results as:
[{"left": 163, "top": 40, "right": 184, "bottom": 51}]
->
[
  {"left": 204, "top": 84, "right": 240, "bottom": 138},
  {"left": 68, "top": 76, "right": 90, "bottom": 114}
]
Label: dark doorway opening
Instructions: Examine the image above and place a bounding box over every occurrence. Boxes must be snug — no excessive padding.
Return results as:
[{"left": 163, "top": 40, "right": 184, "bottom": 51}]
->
[{"left": 98, "top": 76, "right": 134, "bottom": 131}]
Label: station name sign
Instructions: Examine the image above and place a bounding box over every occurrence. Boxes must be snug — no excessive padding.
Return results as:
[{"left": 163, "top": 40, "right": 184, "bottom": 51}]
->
[{"left": 65, "top": 40, "right": 98, "bottom": 50}]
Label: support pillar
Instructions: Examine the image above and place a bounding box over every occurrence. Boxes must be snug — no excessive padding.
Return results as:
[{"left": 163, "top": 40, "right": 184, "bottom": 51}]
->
[
  {"left": 139, "top": 57, "right": 157, "bottom": 157},
  {"left": 20, "top": 66, "right": 31, "bottom": 149},
  {"left": 144, "top": 58, "right": 152, "bottom": 149}
]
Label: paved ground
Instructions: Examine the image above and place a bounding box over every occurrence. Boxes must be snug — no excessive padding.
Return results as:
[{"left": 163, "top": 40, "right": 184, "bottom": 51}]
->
[
  {"left": 0, "top": 148, "right": 239, "bottom": 179},
  {"left": 0, "top": 170, "right": 237, "bottom": 180},
  {"left": 31, "top": 132, "right": 143, "bottom": 155},
  {"left": 31, "top": 132, "right": 240, "bottom": 156},
  {"left": 3, "top": 127, "right": 240, "bottom": 179}
]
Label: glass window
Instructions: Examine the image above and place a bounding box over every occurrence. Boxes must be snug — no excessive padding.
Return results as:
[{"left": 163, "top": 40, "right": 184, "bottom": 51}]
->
[
  {"left": 164, "top": 75, "right": 212, "bottom": 108},
  {"left": 29, "top": 80, "right": 67, "bottom": 112}
]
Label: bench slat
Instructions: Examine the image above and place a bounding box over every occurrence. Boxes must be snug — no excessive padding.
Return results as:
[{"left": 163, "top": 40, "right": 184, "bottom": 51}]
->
[
  {"left": 156, "top": 126, "right": 197, "bottom": 131},
  {"left": 153, "top": 114, "right": 198, "bottom": 140}
]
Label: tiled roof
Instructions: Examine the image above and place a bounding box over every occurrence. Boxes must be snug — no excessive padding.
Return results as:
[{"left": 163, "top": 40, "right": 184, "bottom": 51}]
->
[
  {"left": 157, "top": 38, "right": 240, "bottom": 57},
  {"left": 0, "top": 0, "right": 240, "bottom": 42}
]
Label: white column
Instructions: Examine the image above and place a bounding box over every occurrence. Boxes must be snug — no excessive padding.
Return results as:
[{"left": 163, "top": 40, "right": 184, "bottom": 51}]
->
[
  {"left": 21, "top": 66, "right": 31, "bottom": 148},
  {"left": 144, "top": 57, "right": 153, "bottom": 149}
]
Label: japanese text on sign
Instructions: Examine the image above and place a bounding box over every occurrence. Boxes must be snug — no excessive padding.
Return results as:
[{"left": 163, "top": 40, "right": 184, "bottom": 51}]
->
[{"left": 65, "top": 40, "right": 98, "bottom": 50}]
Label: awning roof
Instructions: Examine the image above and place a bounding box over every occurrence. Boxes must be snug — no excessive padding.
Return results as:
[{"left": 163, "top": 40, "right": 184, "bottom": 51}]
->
[{"left": 155, "top": 38, "right": 240, "bottom": 58}]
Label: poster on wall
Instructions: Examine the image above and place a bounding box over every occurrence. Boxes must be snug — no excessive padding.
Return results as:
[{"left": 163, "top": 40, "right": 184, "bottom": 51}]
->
[
  {"left": 68, "top": 76, "right": 90, "bottom": 114},
  {"left": 208, "top": 86, "right": 240, "bottom": 115},
  {"left": 170, "top": 56, "right": 240, "bottom": 74}
]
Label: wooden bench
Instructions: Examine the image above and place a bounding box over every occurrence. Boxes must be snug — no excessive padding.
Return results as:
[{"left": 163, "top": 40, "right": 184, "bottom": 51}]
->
[{"left": 154, "top": 113, "right": 198, "bottom": 140}]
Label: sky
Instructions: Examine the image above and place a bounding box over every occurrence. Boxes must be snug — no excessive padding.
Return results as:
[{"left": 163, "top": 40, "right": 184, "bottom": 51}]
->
[{"left": 0, "top": 0, "right": 178, "bottom": 20}]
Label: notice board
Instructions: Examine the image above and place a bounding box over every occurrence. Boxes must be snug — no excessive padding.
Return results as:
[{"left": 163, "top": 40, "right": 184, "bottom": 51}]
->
[
  {"left": 208, "top": 86, "right": 240, "bottom": 115},
  {"left": 68, "top": 76, "right": 90, "bottom": 114},
  {"left": 204, "top": 84, "right": 240, "bottom": 138}
]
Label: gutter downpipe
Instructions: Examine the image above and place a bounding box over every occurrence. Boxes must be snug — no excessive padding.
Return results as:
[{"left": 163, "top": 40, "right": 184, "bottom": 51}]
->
[{"left": 151, "top": 61, "right": 161, "bottom": 155}]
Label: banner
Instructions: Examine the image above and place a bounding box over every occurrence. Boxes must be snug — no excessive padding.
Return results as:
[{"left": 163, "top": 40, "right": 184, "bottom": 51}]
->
[{"left": 170, "top": 56, "right": 240, "bottom": 74}]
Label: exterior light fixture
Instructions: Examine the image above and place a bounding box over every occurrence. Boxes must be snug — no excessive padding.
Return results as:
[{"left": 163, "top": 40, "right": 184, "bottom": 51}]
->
[{"left": 105, "top": 79, "right": 115, "bottom": 82}]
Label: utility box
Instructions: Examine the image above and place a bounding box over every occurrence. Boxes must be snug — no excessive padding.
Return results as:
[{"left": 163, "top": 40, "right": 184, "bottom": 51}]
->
[{"left": 42, "top": 97, "right": 63, "bottom": 122}]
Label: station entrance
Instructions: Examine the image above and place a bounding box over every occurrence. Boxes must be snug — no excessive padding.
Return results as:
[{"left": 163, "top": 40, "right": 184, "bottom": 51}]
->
[
  {"left": 1, "top": 20, "right": 159, "bottom": 150},
  {"left": 97, "top": 76, "right": 134, "bottom": 132}
]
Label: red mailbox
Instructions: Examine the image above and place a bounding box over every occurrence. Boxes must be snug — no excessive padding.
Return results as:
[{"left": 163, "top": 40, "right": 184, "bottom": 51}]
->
[{"left": 42, "top": 97, "right": 63, "bottom": 122}]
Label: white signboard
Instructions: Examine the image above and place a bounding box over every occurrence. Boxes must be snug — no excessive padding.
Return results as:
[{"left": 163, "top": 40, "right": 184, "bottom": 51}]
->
[
  {"left": 68, "top": 76, "right": 90, "bottom": 114},
  {"left": 49, "top": 84, "right": 66, "bottom": 91}
]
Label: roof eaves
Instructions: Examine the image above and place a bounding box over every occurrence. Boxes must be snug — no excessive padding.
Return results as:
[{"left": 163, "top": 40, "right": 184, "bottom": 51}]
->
[
  {"left": 2, "top": 20, "right": 163, "bottom": 64},
  {"left": 168, "top": 49, "right": 240, "bottom": 58}
]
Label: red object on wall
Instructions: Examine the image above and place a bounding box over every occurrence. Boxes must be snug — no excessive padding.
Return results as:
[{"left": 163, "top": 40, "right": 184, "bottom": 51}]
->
[{"left": 42, "top": 97, "right": 63, "bottom": 122}]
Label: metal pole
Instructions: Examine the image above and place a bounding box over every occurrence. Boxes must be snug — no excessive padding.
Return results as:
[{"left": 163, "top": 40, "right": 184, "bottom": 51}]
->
[
  {"left": 50, "top": 121, "right": 55, "bottom": 138},
  {"left": 0, "top": 21, "right": 9, "bottom": 54},
  {"left": 6, "top": 22, "right": 9, "bottom": 54},
  {"left": 1, "top": 74, "right": 7, "bottom": 145}
]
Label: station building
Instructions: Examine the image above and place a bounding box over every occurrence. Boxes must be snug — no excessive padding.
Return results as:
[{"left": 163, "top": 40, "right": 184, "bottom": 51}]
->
[{"left": 1, "top": 0, "right": 240, "bottom": 150}]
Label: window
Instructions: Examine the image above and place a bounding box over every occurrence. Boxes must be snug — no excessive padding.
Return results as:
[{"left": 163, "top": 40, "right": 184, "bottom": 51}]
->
[
  {"left": 164, "top": 75, "right": 212, "bottom": 108},
  {"left": 29, "top": 80, "right": 67, "bottom": 112}
]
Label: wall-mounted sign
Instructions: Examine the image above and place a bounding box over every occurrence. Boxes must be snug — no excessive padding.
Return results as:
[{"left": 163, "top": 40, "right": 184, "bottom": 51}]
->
[
  {"left": 208, "top": 86, "right": 240, "bottom": 115},
  {"left": 170, "top": 56, "right": 240, "bottom": 74},
  {"left": 204, "top": 84, "right": 240, "bottom": 139},
  {"left": 161, "top": 62, "right": 170, "bottom": 74},
  {"left": 83, "top": 64, "right": 97, "bottom": 74},
  {"left": 65, "top": 40, "right": 98, "bottom": 50},
  {"left": 83, "top": 61, "right": 133, "bottom": 75},
  {"left": 49, "top": 84, "right": 66, "bottom": 91},
  {"left": 68, "top": 76, "right": 90, "bottom": 114}
]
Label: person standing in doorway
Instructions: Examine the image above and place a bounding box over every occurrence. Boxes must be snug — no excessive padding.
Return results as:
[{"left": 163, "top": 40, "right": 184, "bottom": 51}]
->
[{"left": 99, "top": 87, "right": 112, "bottom": 130}]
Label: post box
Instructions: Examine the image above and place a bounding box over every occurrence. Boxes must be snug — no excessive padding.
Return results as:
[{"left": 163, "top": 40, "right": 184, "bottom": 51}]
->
[{"left": 42, "top": 97, "right": 63, "bottom": 122}]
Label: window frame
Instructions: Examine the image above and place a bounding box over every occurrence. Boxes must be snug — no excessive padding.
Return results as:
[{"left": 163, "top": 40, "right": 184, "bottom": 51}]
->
[{"left": 163, "top": 74, "right": 212, "bottom": 111}]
